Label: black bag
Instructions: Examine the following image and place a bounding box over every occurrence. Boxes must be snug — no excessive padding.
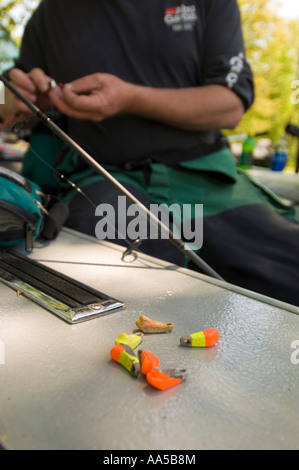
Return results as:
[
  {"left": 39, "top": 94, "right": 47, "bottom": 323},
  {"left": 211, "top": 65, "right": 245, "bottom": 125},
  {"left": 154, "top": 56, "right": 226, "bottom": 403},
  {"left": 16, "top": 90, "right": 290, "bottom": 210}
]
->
[{"left": 0, "top": 166, "right": 69, "bottom": 252}]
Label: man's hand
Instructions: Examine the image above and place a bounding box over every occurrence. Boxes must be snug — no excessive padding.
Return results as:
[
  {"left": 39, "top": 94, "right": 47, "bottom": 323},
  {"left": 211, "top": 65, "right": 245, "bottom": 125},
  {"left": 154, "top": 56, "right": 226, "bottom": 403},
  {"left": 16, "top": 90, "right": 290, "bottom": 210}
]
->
[
  {"left": 50, "top": 73, "right": 136, "bottom": 121},
  {"left": 50, "top": 72, "right": 244, "bottom": 131},
  {"left": 7, "top": 68, "right": 54, "bottom": 115}
]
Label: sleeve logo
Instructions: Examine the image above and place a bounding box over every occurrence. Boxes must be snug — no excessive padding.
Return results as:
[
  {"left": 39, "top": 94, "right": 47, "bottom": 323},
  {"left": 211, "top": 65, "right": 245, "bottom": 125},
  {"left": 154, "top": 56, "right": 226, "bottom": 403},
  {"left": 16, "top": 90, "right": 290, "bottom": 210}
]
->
[{"left": 226, "top": 52, "right": 245, "bottom": 89}]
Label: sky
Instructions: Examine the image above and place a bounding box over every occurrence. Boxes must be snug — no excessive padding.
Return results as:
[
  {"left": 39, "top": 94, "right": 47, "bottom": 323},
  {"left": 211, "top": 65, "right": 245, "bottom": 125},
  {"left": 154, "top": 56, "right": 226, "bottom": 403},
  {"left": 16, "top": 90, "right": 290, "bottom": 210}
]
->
[{"left": 278, "top": 0, "right": 299, "bottom": 19}]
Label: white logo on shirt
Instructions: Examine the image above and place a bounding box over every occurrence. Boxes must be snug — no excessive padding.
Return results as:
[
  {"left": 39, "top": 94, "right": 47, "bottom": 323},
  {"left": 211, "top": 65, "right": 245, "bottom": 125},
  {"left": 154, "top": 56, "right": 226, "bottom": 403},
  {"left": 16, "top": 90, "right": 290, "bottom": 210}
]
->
[
  {"left": 226, "top": 52, "right": 244, "bottom": 89},
  {"left": 164, "top": 5, "right": 198, "bottom": 31}
]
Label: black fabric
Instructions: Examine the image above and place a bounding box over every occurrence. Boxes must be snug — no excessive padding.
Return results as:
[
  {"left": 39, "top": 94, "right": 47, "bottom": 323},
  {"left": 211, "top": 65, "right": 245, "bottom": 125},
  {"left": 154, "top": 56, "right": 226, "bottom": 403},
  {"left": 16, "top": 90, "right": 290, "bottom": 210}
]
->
[
  {"left": 41, "top": 199, "right": 70, "bottom": 240},
  {"left": 193, "top": 204, "right": 299, "bottom": 306},
  {"left": 14, "top": 0, "right": 254, "bottom": 167},
  {"left": 201, "top": 0, "right": 254, "bottom": 110}
]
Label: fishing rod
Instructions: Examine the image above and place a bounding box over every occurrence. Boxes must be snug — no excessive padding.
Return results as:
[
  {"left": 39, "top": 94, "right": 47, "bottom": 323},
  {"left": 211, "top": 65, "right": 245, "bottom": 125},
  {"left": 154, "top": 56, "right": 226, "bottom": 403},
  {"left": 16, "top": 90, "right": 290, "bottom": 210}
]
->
[{"left": 0, "top": 74, "right": 224, "bottom": 281}]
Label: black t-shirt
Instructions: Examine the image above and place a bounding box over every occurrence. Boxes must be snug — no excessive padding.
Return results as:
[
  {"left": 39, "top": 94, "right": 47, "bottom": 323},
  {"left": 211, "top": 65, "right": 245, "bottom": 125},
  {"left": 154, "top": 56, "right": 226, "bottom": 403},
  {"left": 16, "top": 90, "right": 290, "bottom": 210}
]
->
[{"left": 15, "top": 0, "right": 254, "bottom": 166}]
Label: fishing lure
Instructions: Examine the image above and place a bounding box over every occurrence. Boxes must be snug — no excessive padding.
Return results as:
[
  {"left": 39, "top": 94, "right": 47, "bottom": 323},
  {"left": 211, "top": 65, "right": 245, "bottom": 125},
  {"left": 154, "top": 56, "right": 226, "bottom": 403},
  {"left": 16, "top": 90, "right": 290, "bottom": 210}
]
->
[
  {"left": 180, "top": 329, "right": 220, "bottom": 348},
  {"left": 136, "top": 315, "right": 174, "bottom": 334},
  {"left": 115, "top": 332, "right": 143, "bottom": 350},
  {"left": 146, "top": 368, "right": 188, "bottom": 391},
  {"left": 110, "top": 343, "right": 140, "bottom": 377}
]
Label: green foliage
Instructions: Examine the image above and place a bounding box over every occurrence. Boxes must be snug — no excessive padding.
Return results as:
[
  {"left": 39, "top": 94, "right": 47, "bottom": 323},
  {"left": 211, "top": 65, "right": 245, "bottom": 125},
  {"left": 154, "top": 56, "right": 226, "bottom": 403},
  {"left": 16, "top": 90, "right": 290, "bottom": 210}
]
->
[
  {"left": 0, "top": 0, "right": 40, "bottom": 71},
  {"left": 234, "top": 0, "right": 299, "bottom": 163},
  {"left": 0, "top": 0, "right": 40, "bottom": 43},
  {"left": 0, "top": 19, "right": 18, "bottom": 72}
]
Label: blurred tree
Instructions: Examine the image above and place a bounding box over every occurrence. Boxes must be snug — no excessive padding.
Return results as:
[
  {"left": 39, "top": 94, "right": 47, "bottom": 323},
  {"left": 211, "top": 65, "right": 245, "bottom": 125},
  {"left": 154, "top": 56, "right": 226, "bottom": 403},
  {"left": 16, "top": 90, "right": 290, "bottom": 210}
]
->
[
  {"left": 0, "top": 20, "right": 18, "bottom": 72},
  {"left": 287, "top": 17, "right": 299, "bottom": 161},
  {"left": 0, "top": 0, "right": 40, "bottom": 72},
  {"left": 0, "top": 0, "right": 40, "bottom": 45},
  {"left": 233, "top": 0, "right": 299, "bottom": 164}
]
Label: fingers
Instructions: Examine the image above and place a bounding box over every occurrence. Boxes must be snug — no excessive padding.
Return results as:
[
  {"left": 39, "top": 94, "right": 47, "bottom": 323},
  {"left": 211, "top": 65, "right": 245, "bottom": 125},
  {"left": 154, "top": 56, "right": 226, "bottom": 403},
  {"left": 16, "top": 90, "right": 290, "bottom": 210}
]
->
[
  {"left": 10, "top": 67, "right": 52, "bottom": 92},
  {"left": 49, "top": 86, "right": 96, "bottom": 120},
  {"left": 63, "top": 84, "right": 101, "bottom": 112},
  {"left": 9, "top": 68, "right": 36, "bottom": 93},
  {"left": 54, "top": 74, "right": 105, "bottom": 114},
  {"left": 8, "top": 68, "right": 54, "bottom": 114},
  {"left": 50, "top": 73, "right": 123, "bottom": 121},
  {"left": 64, "top": 73, "right": 104, "bottom": 95},
  {"left": 50, "top": 73, "right": 132, "bottom": 121},
  {"left": 28, "top": 68, "right": 53, "bottom": 93},
  {"left": 9, "top": 68, "right": 37, "bottom": 110},
  {"left": 50, "top": 76, "right": 107, "bottom": 120},
  {"left": 57, "top": 73, "right": 113, "bottom": 114}
]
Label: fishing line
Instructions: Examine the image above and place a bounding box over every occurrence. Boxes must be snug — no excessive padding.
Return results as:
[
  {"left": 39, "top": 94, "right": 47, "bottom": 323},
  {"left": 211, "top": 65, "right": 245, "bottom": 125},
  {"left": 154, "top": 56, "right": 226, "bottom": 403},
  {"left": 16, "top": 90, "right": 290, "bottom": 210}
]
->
[
  {"left": 11, "top": 115, "right": 151, "bottom": 262},
  {"left": 0, "top": 74, "right": 224, "bottom": 280},
  {"left": 12, "top": 128, "right": 135, "bottom": 254},
  {"left": 10, "top": 109, "right": 137, "bottom": 251}
]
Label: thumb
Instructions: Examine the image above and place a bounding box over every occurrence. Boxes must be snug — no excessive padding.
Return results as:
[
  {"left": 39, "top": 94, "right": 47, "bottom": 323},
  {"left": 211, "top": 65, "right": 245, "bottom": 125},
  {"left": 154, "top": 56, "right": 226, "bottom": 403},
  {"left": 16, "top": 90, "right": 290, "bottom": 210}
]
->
[{"left": 64, "top": 73, "right": 105, "bottom": 95}]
